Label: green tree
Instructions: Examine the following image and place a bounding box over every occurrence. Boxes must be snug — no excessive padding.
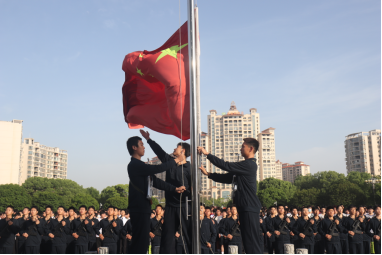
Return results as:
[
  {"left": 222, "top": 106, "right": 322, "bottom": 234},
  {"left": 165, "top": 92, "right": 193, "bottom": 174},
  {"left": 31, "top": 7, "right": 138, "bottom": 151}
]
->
[
  {"left": 32, "top": 190, "right": 64, "bottom": 212},
  {"left": 86, "top": 187, "right": 100, "bottom": 202},
  {"left": 71, "top": 194, "right": 99, "bottom": 210},
  {"left": 258, "top": 178, "right": 296, "bottom": 207},
  {"left": 324, "top": 180, "right": 366, "bottom": 207},
  {"left": 114, "top": 184, "right": 129, "bottom": 198},
  {"left": 100, "top": 186, "right": 120, "bottom": 204},
  {"left": 0, "top": 184, "right": 31, "bottom": 212},
  {"left": 151, "top": 197, "right": 159, "bottom": 210},
  {"left": 290, "top": 188, "right": 321, "bottom": 207},
  {"left": 103, "top": 197, "right": 129, "bottom": 210}
]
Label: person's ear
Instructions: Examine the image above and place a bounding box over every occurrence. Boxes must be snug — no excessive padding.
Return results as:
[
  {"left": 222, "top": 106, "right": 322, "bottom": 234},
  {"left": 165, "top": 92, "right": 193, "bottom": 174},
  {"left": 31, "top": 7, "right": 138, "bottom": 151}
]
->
[{"left": 132, "top": 145, "right": 137, "bottom": 151}]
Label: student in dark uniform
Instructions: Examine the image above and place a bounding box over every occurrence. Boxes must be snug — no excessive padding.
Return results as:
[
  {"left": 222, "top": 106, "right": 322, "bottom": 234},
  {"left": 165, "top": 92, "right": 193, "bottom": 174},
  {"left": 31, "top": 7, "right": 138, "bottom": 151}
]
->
[
  {"left": 343, "top": 205, "right": 366, "bottom": 254},
  {"left": 219, "top": 205, "right": 243, "bottom": 254},
  {"left": 66, "top": 207, "right": 76, "bottom": 254},
  {"left": 205, "top": 207, "right": 217, "bottom": 254},
  {"left": 139, "top": 130, "right": 192, "bottom": 254},
  {"left": 99, "top": 206, "right": 121, "bottom": 254},
  {"left": 16, "top": 207, "right": 30, "bottom": 254},
  {"left": 312, "top": 207, "right": 324, "bottom": 254},
  {"left": 318, "top": 206, "right": 343, "bottom": 254},
  {"left": 87, "top": 206, "right": 100, "bottom": 252},
  {"left": 121, "top": 213, "right": 133, "bottom": 254},
  {"left": 112, "top": 207, "right": 123, "bottom": 253},
  {"left": 40, "top": 205, "right": 54, "bottom": 254},
  {"left": 259, "top": 217, "right": 267, "bottom": 254},
  {"left": 198, "top": 137, "right": 262, "bottom": 254},
  {"left": 265, "top": 206, "right": 277, "bottom": 254},
  {"left": 0, "top": 206, "right": 20, "bottom": 254},
  {"left": 289, "top": 207, "right": 299, "bottom": 252},
  {"left": 126, "top": 136, "right": 186, "bottom": 254},
  {"left": 366, "top": 205, "right": 381, "bottom": 254},
  {"left": 71, "top": 205, "right": 92, "bottom": 254},
  {"left": 20, "top": 206, "right": 44, "bottom": 254},
  {"left": 292, "top": 207, "right": 317, "bottom": 254},
  {"left": 267, "top": 205, "right": 292, "bottom": 254},
  {"left": 150, "top": 205, "right": 164, "bottom": 254},
  {"left": 47, "top": 206, "right": 70, "bottom": 254},
  {"left": 359, "top": 206, "right": 372, "bottom": 254},
  {"left": 199, "top": 205, "right": 217, "bottom": 254},
  {"left": 335, "top": 205, "right": 349, "bottom": 254}
]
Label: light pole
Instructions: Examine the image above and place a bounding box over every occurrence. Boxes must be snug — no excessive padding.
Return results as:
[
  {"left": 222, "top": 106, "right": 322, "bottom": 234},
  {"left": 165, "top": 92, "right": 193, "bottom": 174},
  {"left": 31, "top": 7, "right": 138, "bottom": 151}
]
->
[{"left": 365, "top": 175, "right": 381, "bottom": 205}]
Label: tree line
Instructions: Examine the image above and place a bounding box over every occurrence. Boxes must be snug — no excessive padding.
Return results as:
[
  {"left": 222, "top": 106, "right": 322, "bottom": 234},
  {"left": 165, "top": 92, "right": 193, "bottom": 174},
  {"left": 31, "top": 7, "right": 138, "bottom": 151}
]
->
[{"left": 0, "top": 171, "right": 380, "bottom": 212}]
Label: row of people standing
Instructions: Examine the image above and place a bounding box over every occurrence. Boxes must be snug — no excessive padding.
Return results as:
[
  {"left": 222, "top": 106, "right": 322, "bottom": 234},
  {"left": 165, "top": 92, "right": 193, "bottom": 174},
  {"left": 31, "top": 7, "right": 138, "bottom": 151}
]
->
[
  {"left": 263, "top": 204, "right": 381, "bottom": 254},
  {"left": 0, "top": 205, "right": 133, "bottom": 254}
]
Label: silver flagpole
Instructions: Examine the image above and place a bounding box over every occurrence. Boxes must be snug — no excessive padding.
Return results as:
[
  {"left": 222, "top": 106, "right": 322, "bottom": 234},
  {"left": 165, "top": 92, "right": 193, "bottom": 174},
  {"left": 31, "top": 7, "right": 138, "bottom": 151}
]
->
[{"left": 187, "top": 0, "right": 200, "bottom": 253}]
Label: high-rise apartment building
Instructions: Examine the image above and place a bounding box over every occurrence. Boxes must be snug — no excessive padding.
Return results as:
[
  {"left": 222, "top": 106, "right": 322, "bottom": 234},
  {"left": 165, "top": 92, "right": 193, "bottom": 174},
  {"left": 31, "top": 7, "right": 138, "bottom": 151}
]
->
[
  {"left": 201, "top": 102, "right": 261, "bottom": 199},
  {"left": 257, "top": 128, "right": 281, "bottom": 180},
  {"left": 345, "top": 130, "right": 381, "bottom": 176},
  {"left": 282, "top": 161, "right": 311, "bottom": 183},
  {"left": 0, "top": 120, "right": 23, "bottom": 185},
  {"left": 19, "top": 138, "right": 68, "bottom": 184}
]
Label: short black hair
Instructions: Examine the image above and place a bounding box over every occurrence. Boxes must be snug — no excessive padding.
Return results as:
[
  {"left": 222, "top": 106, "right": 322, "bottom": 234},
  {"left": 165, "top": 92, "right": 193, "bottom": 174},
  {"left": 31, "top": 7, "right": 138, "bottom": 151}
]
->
[
  {"left": 155, "top": 204, "right": 163, "bottom": 210},
  {"left": 88, "top": 206, "right": 95, "bottom": 210},
  {"left": 68, "top": 206, "right": 76, "bottom": 212},
  {"left": 177, "top": 142, "right": 191, "bottom": 157},
  {"left": 312, "top": 207, "right": 319, "bottom": 211},
  {"left": 79, "top": 205, "right": 87, "bottom": 210},
  {"left": 200, "top": 203, "right": 205, "bottom": 209},
  {"left": 57, "top": 206, "right": 65, "bottom": 210},
  {"left": 348, "top": 205, "right": 357, "bottom": 210},
  {"left": 6, "top": 205, "right": 14, "bottom": 211},
  {"left": 127, "top": 136, "right": 142, "bottom": 156},
  {"left": 45, "top": 205, "right": 53, "bottom": 211},
  {"left": 373, "top": 205, "right": 381, "bottom": 211},
  {"left": 23, "top": 207, "right": 30, "bottom": 211},
  {"left": 125, "top": 209, "right": 130, "bottom": 215},
  {"left": 326, "top": 206, "right": 334, "bottom": 211},
  {"left": 205, "top": 206, "right": 211, "bottom": 210},
  {"left": 277, "top": 205, "right": 284, "bottom": 209},
  {"left": 31, "top": 206, "right": 39, "bottom": 211},
  {"left": 243, "top": 138, "right": 259, "bottom": 153},
  {"left": 107, "top": 205, "right": 114, "bottom": 210}
]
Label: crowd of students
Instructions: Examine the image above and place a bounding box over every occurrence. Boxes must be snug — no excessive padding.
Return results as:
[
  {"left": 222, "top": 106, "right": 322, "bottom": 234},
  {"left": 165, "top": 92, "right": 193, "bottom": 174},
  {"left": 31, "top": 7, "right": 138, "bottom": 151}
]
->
[{"left": 1, "top": 203, "right": 380, "bottom": 254}]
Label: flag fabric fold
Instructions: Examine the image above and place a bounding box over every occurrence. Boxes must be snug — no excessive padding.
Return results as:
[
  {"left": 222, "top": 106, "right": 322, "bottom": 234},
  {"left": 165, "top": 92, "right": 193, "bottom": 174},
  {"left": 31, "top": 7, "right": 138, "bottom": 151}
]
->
[{"left": 122, "top": 22, "right": 190, "bottom": 140}]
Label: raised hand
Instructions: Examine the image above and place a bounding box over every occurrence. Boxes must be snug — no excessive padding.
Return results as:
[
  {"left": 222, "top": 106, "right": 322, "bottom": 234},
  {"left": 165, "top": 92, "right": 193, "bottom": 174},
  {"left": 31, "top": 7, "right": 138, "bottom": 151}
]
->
[
  {"left": 199, "top": 166, "right": 209, "bottom": 176},
  {"left": 197, "top": 146, "right": 209, "bottom": 155},
  {"left": 140, "top": 130, "right": 150, "bottom": 140}
]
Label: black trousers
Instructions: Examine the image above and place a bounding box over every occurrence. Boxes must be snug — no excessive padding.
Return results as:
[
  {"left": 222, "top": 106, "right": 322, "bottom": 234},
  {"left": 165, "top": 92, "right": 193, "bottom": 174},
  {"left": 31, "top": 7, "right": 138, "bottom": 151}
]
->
[
  {"left": 238, "top": 211, "right": 261, "bottom": 254},
  {"left": 340, "top": 238, "right": 349, "bottom": 254},
  {"left": 266, "top": 237, "right": 276, "bottom": 254},
  {"left": 130, "top": 212, "right": 150, "bottom": 254},
  {"left": 74, "top": 244, "right": 88, "bottom": 254},
  {"left": 51, "top": 245, "right": 66, "bottom": 254},
  {"left": 201, "top": 248, "right": 210, "bottom": 254},
  {"left": 119, "top": 235, "right": 127, "bottom": 254},
  {"left": 160, "top": 205, "right": 191, "bottom": 254},
  {"left": 314, "top": 240, "right": 325, "bottom": 254},
  {"left": 17, "top": 238, "right": 26, "bottom": 254},
  {"left": 103, "top": 242, "right": 117, "bottom": 254},
  {"left": 298, "top": 243, "right": 314, "bottom": 254},
  {"left": 349, "top": 242, "right": 363, "bottom": 254},
  {"left": 325, "top": 241, "right": 342, "bottom": 254},
  {"left": 363, "top": 240, "right": 371, "bottom": 254},
  {"left": 40, "top": 237, "right": 52, "bottom": 254},
  {"left": 374, "top": 240, "right": 381, "bottom": 254},
  {"left": 0, "top": 246, "right": 13, "bottom": 254},
  {"left": 25, "top": 246, "right": 39, "bottom": 254},
  {"left": 176, "top": 244, "right": 189, "bottom": 254},
  {"left": 88, "top": 240, "right": 97, "bottom": 251},
  {"left": 259, "top": 235, "right": 264, "bottom": 254},
  {"left": 274, "top": 241, "right": 289, "bottom": 254},
  {"left": 66, "top": 241, "right": 75, "bottom": 254}
]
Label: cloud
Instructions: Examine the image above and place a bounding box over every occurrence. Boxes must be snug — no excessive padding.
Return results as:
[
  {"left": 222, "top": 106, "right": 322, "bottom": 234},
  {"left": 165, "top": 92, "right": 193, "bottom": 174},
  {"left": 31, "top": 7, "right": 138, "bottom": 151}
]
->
[{"left": 103, "top": 19, "right": 116, "bottom": 29}]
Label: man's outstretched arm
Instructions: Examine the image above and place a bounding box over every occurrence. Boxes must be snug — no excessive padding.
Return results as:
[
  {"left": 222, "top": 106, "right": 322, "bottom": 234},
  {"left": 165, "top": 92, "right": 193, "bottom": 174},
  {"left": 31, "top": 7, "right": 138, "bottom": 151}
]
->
[
  {"left": 129, "top": 153, "right": 185, "bottom": 177},
  {"left": 199, "top": 166, "right": 233, "bottom": 184},
  {"left": 140, "top": 130, "right": 172, "bottom": 163}
]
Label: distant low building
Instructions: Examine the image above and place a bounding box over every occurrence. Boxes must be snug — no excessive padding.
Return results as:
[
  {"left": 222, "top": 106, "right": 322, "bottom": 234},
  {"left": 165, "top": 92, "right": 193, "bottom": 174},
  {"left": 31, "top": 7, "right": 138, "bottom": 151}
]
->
[{"left": 282, "top": 161, "right": 310, "bottom": 183}]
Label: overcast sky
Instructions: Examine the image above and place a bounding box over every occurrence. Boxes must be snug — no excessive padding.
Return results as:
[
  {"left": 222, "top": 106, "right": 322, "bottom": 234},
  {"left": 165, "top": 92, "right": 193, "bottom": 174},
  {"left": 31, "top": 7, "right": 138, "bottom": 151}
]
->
[{"left": 0, "top": 0, "right": 380, "bottom": 192}]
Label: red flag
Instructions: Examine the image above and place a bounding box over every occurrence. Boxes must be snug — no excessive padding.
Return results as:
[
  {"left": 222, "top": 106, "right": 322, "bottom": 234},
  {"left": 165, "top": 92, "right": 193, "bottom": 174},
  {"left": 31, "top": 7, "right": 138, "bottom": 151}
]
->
[{"left": 122, "top": 22, "right": 190, "bottom": 140}]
